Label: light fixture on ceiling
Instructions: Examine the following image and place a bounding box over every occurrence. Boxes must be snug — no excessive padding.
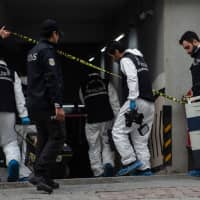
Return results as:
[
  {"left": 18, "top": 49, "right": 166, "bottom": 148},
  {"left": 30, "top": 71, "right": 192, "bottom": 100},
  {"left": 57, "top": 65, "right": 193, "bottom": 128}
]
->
[
  {"left": 139, "top": 9, "right": 154, "bottom": 20},
  {"left": 100, "top": 47, "right": 106, "bottom": 52},
  {"left": 100, "top": 33, "right": 125, "bottom": 54},
  {"left": 114, "top": 33, "right": 125, "bottom": 41},
  {"left": 88, "top": 57, "right": 95, "bottom": 62}
]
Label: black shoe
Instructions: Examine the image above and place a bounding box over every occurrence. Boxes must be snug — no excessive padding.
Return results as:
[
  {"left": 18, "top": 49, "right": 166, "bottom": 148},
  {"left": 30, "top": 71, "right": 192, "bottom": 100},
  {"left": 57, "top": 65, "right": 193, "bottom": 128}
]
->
[
  {"left": 37, "top": 182, "right": 53, "bottom": 194},
  {"left": 28, "top": 173, "right": 39, "bottom": 185},
  {"left": 28, "top": 174, "right": 53, "bottom": 194},
  {"left": 45, "top": 178, "right": 59, "bottom": 189}
]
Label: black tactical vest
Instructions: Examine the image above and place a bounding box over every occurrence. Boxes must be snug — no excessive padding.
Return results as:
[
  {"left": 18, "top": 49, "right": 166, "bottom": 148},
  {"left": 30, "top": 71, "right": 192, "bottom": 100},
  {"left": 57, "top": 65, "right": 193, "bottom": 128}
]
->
[
  {"left": 0, "top": 62, "right": 16, "bottom": 112},
  {"left": 190, "top": 48, "right": 200, "bottom": 96},
  {"left": 121, "top": 52, "right": 155, "bottom": 102},
  {"left": 81, "top": 76, "right": 114, "bottom": 123}
]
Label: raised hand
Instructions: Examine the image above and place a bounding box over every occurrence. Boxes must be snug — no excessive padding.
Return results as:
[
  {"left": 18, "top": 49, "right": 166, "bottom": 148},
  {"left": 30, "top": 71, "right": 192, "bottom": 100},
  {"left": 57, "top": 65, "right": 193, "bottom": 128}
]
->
[{"left": 0, "top": 26, "right": 11, "bottom": 39}]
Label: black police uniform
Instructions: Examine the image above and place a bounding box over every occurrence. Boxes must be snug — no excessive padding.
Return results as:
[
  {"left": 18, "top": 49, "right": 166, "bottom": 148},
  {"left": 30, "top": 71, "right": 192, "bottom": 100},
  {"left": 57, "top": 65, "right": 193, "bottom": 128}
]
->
[
  {"left": 27, "top": 39, "right": 65, "bottom": 180},
  {"left": 190, "top": 47, "right": 200, "bottom": 96}
]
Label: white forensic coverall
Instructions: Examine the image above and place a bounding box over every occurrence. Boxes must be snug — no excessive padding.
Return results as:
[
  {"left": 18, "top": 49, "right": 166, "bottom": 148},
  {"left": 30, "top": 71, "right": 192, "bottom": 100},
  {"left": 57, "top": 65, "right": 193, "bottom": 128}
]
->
[
  {"left": 15, "top": 75, "right": 34, "bottom": 178},
  {"left": 80, "top": 81, "right": 120, "bottom": 176},
  {"left": 0, "top": 60, "right": 30, "bottom": 178},
  {"left": 112, "top": 49, "right": 155, "bottom": 170}
]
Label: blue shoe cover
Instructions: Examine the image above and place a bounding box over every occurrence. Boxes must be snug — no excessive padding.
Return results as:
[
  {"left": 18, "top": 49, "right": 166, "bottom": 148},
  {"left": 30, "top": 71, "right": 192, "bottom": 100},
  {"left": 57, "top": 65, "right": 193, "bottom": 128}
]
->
[
  {"left": 188, "top": 170, "right": 200, "bottom": 177},
  {"left": 7, "top": 159, "right": 19, "bottom": 182},
  {"left": 19, "top": 177, "right": 29, "bottom": 182},
  {"left": 104, "top": 163, "right": 114, "bottom": 177},
  {"left": 116, "top": 160, "right": 143, "bottom": 176},
  {"left": 131, "top": 169, "right": 153, "bottom": 176}
]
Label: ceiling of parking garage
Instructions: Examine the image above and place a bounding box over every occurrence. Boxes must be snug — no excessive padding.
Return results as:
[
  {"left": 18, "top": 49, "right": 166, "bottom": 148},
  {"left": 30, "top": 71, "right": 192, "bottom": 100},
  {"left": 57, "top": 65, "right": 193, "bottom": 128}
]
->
[
  {"left": 1, "top": 0, "right": 153, "bottom": 44},
  {"left": 0, "top": 0, "right": 154, "bottom": 102}
]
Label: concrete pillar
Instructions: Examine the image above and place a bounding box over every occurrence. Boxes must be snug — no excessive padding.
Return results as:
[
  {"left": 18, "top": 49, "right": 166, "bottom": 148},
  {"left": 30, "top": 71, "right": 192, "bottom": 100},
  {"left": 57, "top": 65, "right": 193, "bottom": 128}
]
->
[
  {"left": 163, "top": 0, "right": 200, "bottom": 173},
  {"left": 111, "top": 62, "right": 122, "bottom": 103},
  {"left": 128, "top": 27, "right": 138, "bottom": 49},
  {"left": 100, "top": 54, "right": 105, "bottom": 79},
  {"left": 138, "top": 0, "right": 200, "bottom": 172}
]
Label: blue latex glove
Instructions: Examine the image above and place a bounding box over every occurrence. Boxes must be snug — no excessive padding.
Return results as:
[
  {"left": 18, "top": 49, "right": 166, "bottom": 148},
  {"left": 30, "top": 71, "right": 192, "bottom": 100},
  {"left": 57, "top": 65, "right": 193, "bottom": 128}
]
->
[
  {"left": 129, "top": 100, "right": 136, "bottom": 111},
  {"left": 21, "top": 116, "right": 30, "bottom": 125}
]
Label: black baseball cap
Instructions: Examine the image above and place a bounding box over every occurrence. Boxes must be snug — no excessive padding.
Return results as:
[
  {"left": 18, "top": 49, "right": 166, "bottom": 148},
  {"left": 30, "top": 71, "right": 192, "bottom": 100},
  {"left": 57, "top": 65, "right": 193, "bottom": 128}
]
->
[{"left": 40, "top": 19, "right": 64, "bottom": 37}]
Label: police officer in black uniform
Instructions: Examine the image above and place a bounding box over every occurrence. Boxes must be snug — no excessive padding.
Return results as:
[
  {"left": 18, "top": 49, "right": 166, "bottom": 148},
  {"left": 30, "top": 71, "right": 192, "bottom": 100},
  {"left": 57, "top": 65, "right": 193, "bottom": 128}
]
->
[
  {"left": 179, "top": 31, "right": 200, "bottom": 96},
  {"left": 27, "top": 19, "right": 65, "bottom": 193}
]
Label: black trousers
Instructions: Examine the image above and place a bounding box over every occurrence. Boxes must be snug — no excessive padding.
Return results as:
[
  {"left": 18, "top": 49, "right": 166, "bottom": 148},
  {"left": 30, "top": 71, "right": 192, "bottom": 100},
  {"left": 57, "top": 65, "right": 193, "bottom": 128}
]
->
[{"left": 34, "top": 119, "right": 65, "bottom": 178}]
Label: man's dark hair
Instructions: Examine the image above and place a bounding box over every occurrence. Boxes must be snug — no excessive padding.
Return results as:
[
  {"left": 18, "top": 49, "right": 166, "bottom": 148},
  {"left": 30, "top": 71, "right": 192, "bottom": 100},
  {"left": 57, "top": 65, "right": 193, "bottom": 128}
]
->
[
  {"left": 40, "top": 19, "right": 61, "bottom": 38},
  {"left": 41, "top": 31, "right": 55, "bottom": 38},
  {"left": 106, "top": 41, "right": 126, "bottom": 55},
  {"left": 179, "top": 31, "right": 200, "bottom": 45}
]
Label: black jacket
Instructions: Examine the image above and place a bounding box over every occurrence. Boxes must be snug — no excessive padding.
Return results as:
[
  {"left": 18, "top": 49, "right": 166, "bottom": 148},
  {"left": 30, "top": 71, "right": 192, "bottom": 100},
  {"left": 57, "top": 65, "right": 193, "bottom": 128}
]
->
[
  {"left": 190, "top": 47, "right": 200, "bottom": 96},
  {"left": 27, "top": 39, "right": 63, "bottom": 117}
]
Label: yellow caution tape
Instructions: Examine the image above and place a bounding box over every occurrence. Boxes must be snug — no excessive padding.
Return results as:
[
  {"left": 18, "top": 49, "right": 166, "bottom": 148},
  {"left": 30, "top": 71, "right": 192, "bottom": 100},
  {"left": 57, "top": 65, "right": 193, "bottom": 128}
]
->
[
  {"left": 12, "top": 32, "right": 121, "bottom": 78},
  {"left": 152, "top": 89, "right": 187, "bottom": 104},
  {"left": 12, "top": 32, "right": 188, "bottom": 104}
]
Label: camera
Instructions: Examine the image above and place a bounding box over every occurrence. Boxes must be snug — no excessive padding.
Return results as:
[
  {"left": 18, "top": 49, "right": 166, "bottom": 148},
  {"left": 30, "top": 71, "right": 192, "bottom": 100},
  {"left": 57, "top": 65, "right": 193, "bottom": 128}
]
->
[
  {"left": 124, "top": 110, "right": 149, "bottom": 136},
  {"left": 124, "top": 109, "right": 144, "bottom": 127}
]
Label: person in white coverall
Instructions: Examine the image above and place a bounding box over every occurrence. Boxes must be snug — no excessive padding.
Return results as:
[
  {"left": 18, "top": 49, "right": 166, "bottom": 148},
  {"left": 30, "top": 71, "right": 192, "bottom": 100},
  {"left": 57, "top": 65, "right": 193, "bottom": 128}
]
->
[
  {"left": 79, "top": 73, "right": 120, "bottom": 177},
  {"left": 0, "top": 26, "right": 30, "bottom": 181},
  {"left": 106, "top": 41, "right": 155, "bottom": 176},
  {"left": 15, "top": 75, "right": 36, "bottom": 180},
  {"left": 0, "top": 59, "right": 30, "bottom": 181}
]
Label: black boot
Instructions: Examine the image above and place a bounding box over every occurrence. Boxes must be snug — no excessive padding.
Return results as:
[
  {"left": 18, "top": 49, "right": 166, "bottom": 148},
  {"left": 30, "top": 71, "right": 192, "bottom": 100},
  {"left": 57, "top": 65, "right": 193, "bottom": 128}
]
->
[
  {"left": 37, "top": 182, "right": 53, "bottom": 194},
  {"left": 28, "top": 174, "right": 53, "bottom": 194},
  {"left": 28, "top": 173, "right": 38, "bottom": 185},
  {"left": 45, "top": 178, "right": 59, "bottom": 189}
]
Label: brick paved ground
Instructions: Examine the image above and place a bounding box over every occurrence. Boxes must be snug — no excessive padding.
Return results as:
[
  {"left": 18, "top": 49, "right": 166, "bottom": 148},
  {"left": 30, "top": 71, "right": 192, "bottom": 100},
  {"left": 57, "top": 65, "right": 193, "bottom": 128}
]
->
[
  {"left": 97, "top": 186, "right": 200, "bottom": 200},
  {"left": 0, "top": 175, "right": 200, "bottom": 200}
]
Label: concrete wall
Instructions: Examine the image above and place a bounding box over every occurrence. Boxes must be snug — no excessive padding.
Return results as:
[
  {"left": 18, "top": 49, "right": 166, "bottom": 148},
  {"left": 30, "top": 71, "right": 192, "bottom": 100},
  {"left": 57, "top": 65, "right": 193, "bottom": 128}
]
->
[
  {"left": 139, "top": 0, "right": 200, "bottom": 172},
  {"left": 163, "top": 0, "right": 200, "bottom": 172},
  {"left": 138, "top": 0, "right": 165, "bottom": 88}
]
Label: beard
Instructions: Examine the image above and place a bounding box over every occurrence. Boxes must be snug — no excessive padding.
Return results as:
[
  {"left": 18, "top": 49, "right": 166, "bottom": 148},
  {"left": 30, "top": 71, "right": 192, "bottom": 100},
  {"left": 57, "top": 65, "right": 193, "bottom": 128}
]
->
[{"left": 191, "top": 45, "right": 199, "bottom": 57}]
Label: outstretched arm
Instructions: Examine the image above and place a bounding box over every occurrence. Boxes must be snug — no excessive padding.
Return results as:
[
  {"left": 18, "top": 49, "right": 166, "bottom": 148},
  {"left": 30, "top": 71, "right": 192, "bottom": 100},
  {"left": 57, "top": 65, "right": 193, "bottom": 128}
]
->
[{"left": 0, "top": 26, "right": 11, "bottom": 39}]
